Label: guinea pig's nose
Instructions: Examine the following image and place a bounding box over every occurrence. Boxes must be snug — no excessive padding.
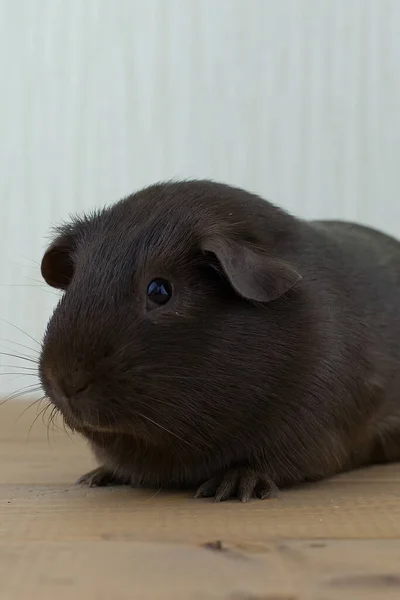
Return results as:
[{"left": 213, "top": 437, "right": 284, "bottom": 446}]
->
[{"left": 59, "top": 378, "right": 90, "bottom": 399}]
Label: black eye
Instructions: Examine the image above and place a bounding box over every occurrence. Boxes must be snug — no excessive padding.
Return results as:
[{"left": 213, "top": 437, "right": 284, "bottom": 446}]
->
[{"left": 147, "top": 278, "right": 172, "bottom": 305}]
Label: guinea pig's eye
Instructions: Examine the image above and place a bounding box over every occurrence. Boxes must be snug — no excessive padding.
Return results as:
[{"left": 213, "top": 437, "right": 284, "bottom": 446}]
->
[{"left": 147, "top": 278, "right": 172, "bottom": 306}]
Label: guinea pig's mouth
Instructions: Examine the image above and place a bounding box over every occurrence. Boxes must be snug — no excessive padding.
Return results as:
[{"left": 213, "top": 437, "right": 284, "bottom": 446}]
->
[
  {"left": 43, "top": 384, "right": 127, "bottom": 435},
  {"left": 59, "top": 405, "right": 140, "bottom": 438},
  {"left": 62, "top": 411, "right": 123, "bottom": 435},
  {"left": 44, "top": 380, "right": 153, "bottom": 440},
  {"left": 74, "top": 422, "right": 121, "bottom": 435}
]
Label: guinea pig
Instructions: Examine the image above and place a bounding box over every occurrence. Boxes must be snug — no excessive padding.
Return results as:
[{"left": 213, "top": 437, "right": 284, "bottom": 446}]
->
[{"left": 38, "top": 179, "right": 400, "bottom": 501}]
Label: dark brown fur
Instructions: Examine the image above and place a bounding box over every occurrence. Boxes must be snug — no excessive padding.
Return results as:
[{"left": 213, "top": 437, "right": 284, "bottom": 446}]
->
[{"left": 38, "top": 180, "right": 400, "bottom": 501}]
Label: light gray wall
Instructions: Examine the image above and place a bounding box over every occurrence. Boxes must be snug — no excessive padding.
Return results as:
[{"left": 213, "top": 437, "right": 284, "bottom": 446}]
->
[{"left": 1, "top": 0, "right": 399, "bottom": 393}]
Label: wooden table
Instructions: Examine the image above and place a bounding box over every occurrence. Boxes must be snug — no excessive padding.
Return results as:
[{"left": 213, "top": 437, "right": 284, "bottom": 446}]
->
[{"left": 1, "top": 401, "right": 400, "bottom": 599}]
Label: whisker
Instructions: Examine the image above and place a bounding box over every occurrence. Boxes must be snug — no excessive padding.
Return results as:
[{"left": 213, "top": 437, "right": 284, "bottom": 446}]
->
[
  {"left": 0, "top": 385, "right": 43, "bottom": 406},
  {"left": 0, "top": 383, "right": 41, "bottom": 400},
  {"left": 0, "top": 352, "right": 38, "bottom": 365},
  {"left": 0, "top": 284, "right": 50, "bottom": 287},
  {"left": 0, "top": 317, "right": 41, "bottom": 347},
  {"left": 64, "top": 424, "right": 74, "bottom": 442},
  {"left": 43, "top": 403, "right": 54, "bottom": 447},
  {"left": 25, "top": 401, "right": 49, "bottom": 446},
  {"left": 148, "top": 374, "right": 209, "bottom": 381},
  {"left": 42, "top": 404, "right": 53, "bottom": 446},
  {"left": 27, "top": 277, "right": 62, "bottom": 297},
  {"left": 36, "top": 396, "right": 46, "bottom": 412},
  {"left": 49, "top": 406, "right": 61, "bottom": 432},
  {"left": 41, "top": 403, "right": 51, "bottom": 429},
  {"left": 0, "top": 338, "right": 40, "bottom": 356},
  {"left": 0, "top": 364, "right": 38, "bottom": 371},
  {"left": 9, "top": 386, "right": 43, "bottom": 400},
  {"left": 21, "top": 255, "right": 41, "bottom": 267},
  {"left": 0, "top": 374, "right": 37, "bottom": 386},
  {"left": 135, "top": 410, "right": 199, "bottom": 449},
  {"left": 28, "top": 277, "right": 50, "bottom": 285},
  {"left": 137, "top": 390, "right": 221, "bottom": 449},
  {"left": 44, "top": 404, "right": 73, "bottom": 440},
  {"left": 53, "top": 409, "right": 75, "bottom": 443},
  {"left": 0, "top": 346, "right": 38, "bottom": 362},
  {"left": 0, "top": 372, "right": 38, "bottom": 376},
  {"left": 47, "top": 406, "right": 56, "bottom": 444},
  {"left": 144, "top": 488, "right": 162, "bottom": 501},
  {"left": 16, "top": 397, "right": 44, "bottom": 423}
]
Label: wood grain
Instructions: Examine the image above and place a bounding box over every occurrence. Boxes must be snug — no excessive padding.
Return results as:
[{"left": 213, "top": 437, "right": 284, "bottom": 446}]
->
[{"left": 1, "top": 401, "right": 400, "bottom": 598}]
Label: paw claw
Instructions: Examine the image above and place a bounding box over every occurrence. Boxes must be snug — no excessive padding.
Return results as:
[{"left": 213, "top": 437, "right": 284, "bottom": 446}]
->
[
  {"left": 193, "top": 476, "right": 218, "bottom": 499},
  {"left": 77, "top": 467, "right": 128, "bottom": 488},
  {"left": 195, "top": 468, "right": 278, "bottom": 502}
]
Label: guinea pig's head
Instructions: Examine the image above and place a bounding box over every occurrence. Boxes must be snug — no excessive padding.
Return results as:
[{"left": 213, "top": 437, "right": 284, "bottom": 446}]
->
[{"left": 39, "top": 180, "right": 302, "bottom": 451}]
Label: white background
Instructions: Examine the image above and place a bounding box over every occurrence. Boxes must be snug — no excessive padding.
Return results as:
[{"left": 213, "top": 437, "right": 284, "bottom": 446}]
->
[{"left": 0, "top": 0, "right": 399, "bottom": 394}]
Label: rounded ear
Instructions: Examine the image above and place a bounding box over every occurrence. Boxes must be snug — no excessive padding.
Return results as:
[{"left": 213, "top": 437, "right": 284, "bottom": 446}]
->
[
  {"left": 201, "top": 236, "right": 301, "bottom": 303},
  {"left": 41, "top": 241, "right": 74, "bottom": 290}
]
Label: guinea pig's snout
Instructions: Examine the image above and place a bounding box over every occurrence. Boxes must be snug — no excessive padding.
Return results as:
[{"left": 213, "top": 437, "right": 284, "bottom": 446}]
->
[
  {"left": 59, "top": 377, "right": 91, "bottom": 400},
  {"left": 47, "top": 372, "right": 93, "bottom": 418}
]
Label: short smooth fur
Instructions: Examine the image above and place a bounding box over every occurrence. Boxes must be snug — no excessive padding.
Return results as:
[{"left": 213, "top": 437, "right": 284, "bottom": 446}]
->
[{"left": 39, "top": 180, "right": 400, "bottom": 501}]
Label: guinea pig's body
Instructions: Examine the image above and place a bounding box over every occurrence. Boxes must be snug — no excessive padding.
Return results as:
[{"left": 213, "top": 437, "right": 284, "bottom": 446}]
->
[{"left": 39, "top": 180, "right": 400, "bottom": 501}]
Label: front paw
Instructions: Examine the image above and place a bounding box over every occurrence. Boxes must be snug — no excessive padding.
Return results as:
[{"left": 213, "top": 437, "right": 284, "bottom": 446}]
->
[
  {"left": 77, "top": 466, "right": 129, "bottom": 488},
  {"left": 194, "top": 467, "right": 278, "bottom": 502}
]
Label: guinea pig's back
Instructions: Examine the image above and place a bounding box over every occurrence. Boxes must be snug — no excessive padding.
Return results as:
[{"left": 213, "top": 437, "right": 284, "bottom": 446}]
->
[
  {"left": 312, "top": 220, "right": 400, "bottom": 460},
  {"left": 309, "top": 219, "right": 400, "bottom": 356},
  {"left": 312, "top": 220, "right": 400, "bottom": 270},
  {"left": 300, "top": 220, "right": 400, "bottom": 461}
]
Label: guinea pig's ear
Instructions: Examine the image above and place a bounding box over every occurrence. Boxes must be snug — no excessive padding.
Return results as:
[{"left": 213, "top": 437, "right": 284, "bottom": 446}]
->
[
  {"left": 41, "top": 235, "right": 75, "bottom": 290},
  {"left": 201, "top": 237, "right": 301, "bottom": 303}
]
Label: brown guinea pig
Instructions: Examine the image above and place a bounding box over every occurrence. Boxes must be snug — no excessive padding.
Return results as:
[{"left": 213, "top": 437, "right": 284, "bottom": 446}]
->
[{"left": 39, "top": 180, "right": 400, "bottom": 501}]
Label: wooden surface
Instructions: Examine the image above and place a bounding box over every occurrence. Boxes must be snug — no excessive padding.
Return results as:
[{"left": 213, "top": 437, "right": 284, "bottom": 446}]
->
[{"left": 1, "top": 401, "right": 400, "bottom": 599}]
